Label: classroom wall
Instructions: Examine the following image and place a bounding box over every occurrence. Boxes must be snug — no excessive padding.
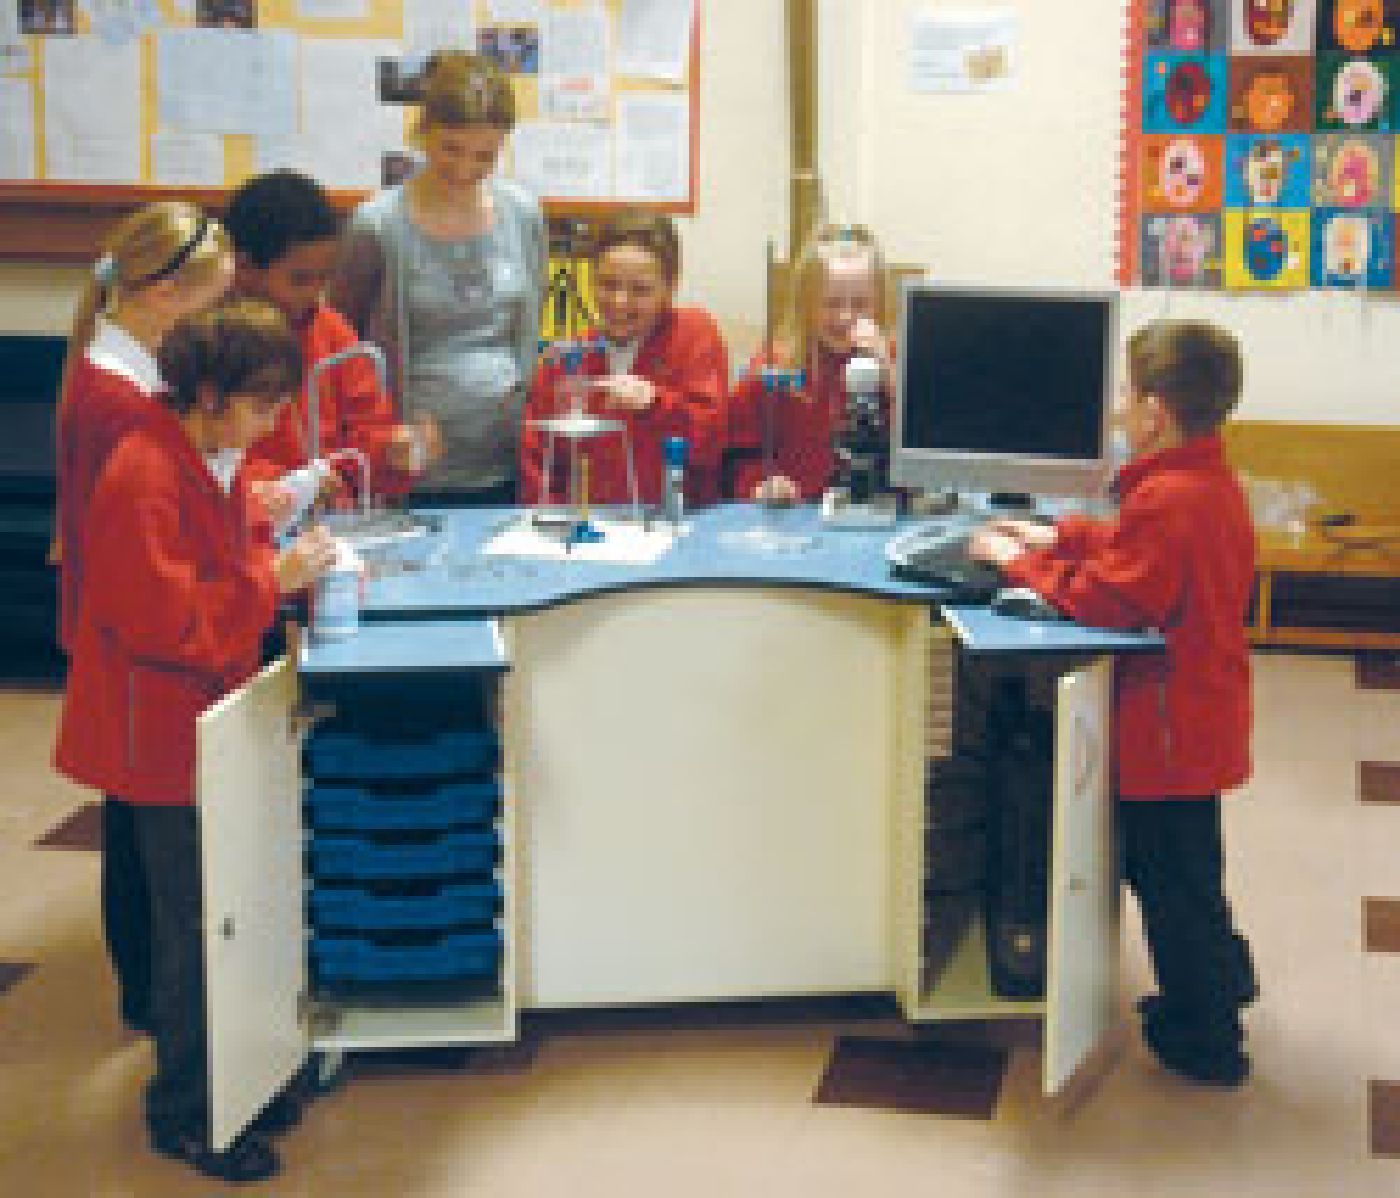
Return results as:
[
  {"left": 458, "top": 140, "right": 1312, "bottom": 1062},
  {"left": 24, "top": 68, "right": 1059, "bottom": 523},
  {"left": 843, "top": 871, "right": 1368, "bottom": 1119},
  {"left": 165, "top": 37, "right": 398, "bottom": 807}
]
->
[
  {"left": 0, "top": 0, "right": 790, "bottom": 357},
  {"left": 818, "top": 0, "right": 1400, "bottom": 426}
]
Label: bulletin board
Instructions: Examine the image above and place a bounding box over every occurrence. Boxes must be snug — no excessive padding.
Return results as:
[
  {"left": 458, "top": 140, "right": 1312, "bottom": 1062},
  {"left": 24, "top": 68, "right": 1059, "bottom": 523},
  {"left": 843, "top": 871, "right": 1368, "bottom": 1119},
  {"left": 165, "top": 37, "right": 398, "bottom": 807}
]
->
[
  {"left": 0, "top": 0, "right": 699, "bottom": 258},
  {"left": 1120, "top": 0, "right": 1400, "bottom": 292}
]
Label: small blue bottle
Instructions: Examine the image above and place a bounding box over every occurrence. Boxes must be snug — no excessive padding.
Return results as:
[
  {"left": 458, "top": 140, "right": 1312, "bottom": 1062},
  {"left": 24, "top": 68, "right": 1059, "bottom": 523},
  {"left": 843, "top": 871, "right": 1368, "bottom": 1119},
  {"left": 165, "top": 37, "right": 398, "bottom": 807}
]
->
[{"left": 662, "top": 436, "right": 688, "bottom": 525}]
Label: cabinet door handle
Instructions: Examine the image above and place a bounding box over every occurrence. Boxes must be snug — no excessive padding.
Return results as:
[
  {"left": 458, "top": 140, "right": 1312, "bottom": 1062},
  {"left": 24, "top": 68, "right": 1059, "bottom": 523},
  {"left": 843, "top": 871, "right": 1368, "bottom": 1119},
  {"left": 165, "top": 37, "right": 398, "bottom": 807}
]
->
[{"left": 220, "top": 916, "right": 236, "bottom": 941}]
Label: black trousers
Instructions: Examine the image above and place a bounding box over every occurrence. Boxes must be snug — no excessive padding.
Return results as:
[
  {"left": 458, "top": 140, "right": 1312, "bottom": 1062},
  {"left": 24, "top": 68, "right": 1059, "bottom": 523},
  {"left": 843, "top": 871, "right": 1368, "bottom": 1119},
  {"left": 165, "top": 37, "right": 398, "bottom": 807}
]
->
[
  {"left": 102, "top": 797, "right": 151, "bottom": 1027},
  {"left": 1120, "top": 797, "right": 1256, "bottom": 1043},
  {"left": 130, "top": 805, "right": 210, "bottom": 1141}
]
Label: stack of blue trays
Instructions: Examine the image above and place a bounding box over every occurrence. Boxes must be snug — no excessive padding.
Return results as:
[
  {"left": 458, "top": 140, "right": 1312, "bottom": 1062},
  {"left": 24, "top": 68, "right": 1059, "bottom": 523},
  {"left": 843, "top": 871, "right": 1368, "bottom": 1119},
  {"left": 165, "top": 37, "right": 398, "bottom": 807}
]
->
[{"left": 303, "top": 714, "right": 504, "bottom": 993}]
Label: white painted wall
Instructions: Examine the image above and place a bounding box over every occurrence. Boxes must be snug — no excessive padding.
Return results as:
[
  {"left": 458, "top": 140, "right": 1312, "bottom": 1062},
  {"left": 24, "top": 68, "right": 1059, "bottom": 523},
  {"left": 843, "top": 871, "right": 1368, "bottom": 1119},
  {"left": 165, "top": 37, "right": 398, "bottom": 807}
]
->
[{"left": 819, "top": 0, "right": 1400, "bottom": 425}]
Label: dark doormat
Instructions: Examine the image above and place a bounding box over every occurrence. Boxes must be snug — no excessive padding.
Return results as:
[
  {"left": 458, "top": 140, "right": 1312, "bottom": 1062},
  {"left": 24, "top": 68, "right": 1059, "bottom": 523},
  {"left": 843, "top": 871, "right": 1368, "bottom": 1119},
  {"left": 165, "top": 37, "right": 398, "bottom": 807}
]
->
[
  {"left": 1371, "top": 1081, "right": 1400, "bottom": 1157},
  {"left": 1359, "top": 762, "right": 1400, "bottom": 806},
  {"left": 1364, "top": 898, "right": 1400, "bottom": 954},
  {"left": 35, "top": 802, "right": 103, "bottom": 851},
  {"left": 0, "top": 961, "right": 33, "bottom": 1000},
  {"left": 814, "top": 1035, "right": 1009, "bottom": 1119},
  {"left": 1356, "top": 654, "right": 1400, "bottom": 692}
]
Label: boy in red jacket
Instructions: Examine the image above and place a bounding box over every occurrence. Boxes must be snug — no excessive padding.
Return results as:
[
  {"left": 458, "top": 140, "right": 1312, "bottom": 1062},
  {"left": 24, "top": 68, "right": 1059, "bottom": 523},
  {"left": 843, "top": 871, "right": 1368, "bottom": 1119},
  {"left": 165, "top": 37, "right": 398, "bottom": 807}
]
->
[
  {"left": 969, "top": 320, "right": 1258, "bottom": 1087},
  {"left": 223, "top": 170, "right": 438, "bottom": 522}
]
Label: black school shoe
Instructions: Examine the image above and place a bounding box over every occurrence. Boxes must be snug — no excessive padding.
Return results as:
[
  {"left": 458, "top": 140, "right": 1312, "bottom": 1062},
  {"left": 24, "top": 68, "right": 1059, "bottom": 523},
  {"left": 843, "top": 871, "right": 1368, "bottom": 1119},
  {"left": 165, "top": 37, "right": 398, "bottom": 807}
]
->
[
  {"left": 1140, "top": 1010, "right": 1250, "bottom": 1088},
  {"left": 250, "top": 1086, "right": 303, "bottom": 1136},
  {"left": 150, "top": 1127, "right": 280, "bottom": 1184}
]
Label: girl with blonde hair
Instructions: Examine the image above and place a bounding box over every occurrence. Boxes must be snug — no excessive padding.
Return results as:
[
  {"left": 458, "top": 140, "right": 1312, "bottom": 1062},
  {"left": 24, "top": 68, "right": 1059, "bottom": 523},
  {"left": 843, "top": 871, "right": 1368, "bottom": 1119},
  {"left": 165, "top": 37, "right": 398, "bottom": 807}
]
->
[
  {"left": 55, "top": 201, "right": 232, "bottom": 1056},
  {"left": 727, "top": 223, "right": 895, "bottom": 502},
  {"left": 331, "top": 51, "right": 546, "bottom": 504}
]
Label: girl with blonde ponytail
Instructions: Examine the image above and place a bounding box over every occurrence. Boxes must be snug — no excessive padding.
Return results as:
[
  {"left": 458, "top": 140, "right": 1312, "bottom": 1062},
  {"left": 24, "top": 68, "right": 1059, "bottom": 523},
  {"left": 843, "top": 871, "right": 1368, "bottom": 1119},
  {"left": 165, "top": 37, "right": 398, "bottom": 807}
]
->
[{"left": 54, "top": 201, "right": 231, "bottom": 1081}]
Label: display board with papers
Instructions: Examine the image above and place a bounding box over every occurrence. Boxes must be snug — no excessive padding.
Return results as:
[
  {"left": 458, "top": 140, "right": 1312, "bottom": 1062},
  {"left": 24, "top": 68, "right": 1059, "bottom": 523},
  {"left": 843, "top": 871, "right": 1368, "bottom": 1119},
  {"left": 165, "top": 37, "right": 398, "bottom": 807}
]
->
[{"left": 0, "top": 0, "right": 698, "bottom": 248}]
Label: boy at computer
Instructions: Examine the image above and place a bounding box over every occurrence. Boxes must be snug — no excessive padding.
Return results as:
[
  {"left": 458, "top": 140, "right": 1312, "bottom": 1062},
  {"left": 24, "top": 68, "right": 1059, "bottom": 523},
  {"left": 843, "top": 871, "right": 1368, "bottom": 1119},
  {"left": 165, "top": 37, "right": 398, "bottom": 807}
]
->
[{"left": 968, "top": 320, "right": 1259, "bottom": 1087}]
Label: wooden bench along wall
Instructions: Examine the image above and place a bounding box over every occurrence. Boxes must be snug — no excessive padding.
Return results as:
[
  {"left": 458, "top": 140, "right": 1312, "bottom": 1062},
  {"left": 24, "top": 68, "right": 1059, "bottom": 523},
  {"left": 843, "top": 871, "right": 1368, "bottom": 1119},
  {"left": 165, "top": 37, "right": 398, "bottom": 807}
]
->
[{"left": 1223, "top": 420, "right": 1400, "bottom": 651}]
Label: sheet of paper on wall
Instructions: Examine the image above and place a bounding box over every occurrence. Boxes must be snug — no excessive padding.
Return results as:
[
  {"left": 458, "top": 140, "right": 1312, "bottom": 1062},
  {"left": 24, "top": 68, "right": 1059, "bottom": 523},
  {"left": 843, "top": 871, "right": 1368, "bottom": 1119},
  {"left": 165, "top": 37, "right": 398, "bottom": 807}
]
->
[
  {"left": 297, "top": 38, "right": 403, "bottom": 189},
  {"left": 0, "top": 78, "right": 36, "bottom": 181},
  {"left": 908, "top": 8, "right": 1018, "bottom": 94},
  {"left": 44, "top": 37, "right": 141, "bottom": 181},
  {"left": 296, "top": 0, "right": 370, "bottom": 19},
  {"left": 541, "top": 5, "right": 609, "bottom": 74},
  {"left": 616, "top": 0, "right": 692, "bottom": 84},
  {"left": 156, "top": 30, "right": 297, "bottom": 136},
  {"left": 512, "top": 118, "right": 610, "bottom": 200},
  {"left": 151, "top": 130, "right": 225, "bottom": 186},
  {"left": 83, "top": 0, "right": 158, "bottom": 46},
  {"left": 486, "top": 0, "right": 542, "bottom": 22},
  {"left": 404, "top": 0, "right": 475, "bottom": 62},
  {"left": 540, "top": 74, "right": 610, "bottom": 120},
  {"left": 615, "top": 90, "right": 688, "bottom": 202},
  {"left": 0, "top": 1, "right": 29, "bottom": 77}
]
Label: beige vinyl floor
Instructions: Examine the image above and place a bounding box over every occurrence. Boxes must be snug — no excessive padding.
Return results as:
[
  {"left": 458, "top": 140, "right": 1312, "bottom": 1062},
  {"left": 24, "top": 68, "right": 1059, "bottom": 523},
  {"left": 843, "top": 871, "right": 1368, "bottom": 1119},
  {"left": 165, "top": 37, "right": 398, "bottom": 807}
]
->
[{"left": 0, "top": 651, "right": 1397, "bottom": 1197}]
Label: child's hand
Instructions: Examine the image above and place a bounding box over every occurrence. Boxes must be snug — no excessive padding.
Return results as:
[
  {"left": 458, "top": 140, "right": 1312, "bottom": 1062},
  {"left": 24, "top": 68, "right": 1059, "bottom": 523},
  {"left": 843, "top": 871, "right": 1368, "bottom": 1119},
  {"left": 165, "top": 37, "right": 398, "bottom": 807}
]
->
[
  {"left": 850, "top": 317, "right": 893, "bottom": 381},
  {"left": 753, "top": 475, "right": 800, "bottom": 505},
  {"left": 985, "top": 518, "right": 1058, "bottom": 550},
  {"left": 274, "top": 525, "right": 338, "bottom": 595},
  {"left": 595, "top": 374, "right": 657, "bottom": 412},
  {"left": 250, "top": 480, "right": 299, "bottom": 529},
  {"left": 967, "top": 525, "right": 1025, "bottom": 568},
  {"left": 386, "top": 417, "right": 442, "bottom": 474}
]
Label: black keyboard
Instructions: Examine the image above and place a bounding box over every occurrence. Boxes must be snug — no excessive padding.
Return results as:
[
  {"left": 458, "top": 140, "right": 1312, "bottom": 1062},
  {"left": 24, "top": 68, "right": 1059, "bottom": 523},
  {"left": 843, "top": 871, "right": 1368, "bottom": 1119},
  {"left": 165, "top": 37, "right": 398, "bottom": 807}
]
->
[{"left": 888, "top": 531, "right": 1002, "bottom": 601}]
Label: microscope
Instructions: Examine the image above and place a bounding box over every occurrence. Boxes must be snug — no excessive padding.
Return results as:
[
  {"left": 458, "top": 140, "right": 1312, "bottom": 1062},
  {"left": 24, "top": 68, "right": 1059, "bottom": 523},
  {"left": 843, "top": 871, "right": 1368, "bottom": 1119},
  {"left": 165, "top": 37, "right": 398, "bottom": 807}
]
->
[{"left": 821, "top": 354, "right": 898, "bottom": 528}]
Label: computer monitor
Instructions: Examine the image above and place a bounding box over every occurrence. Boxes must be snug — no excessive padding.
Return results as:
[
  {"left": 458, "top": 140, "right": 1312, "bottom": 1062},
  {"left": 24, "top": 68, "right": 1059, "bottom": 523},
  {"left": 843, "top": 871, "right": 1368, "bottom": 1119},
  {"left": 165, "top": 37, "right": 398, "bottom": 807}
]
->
[{"left": 891, "top": 282, "right": 1118, "bottom": 502}]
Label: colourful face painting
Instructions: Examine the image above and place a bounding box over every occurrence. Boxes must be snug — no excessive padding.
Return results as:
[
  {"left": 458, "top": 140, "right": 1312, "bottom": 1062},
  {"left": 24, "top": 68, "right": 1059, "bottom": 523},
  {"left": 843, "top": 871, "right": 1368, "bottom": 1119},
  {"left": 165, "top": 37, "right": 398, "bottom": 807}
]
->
[
  {"left": 1160, "top": 216, "right": 1213, "bottom": 281},
  {"left": 1246, "top": 216, "right": 1290, "bottom": 279},
  {"left": 1168, "top": 0, "right": 1211, "bottom": 49},
  {"left": 1324, "top": 214, "right": 1371, "bottom": 275},
  {"left": 1333, "top": 59, "right": 1386, "bottom": 124},
  {"left": 1166, "top": 60, "right": 1212, "bottom": 124},
  {"left": 1247, "top": 0, "right": 1296, "bottom": 44},
  {"left": 1334, "top": 0, "right": 1387, "bottom": 53},
  {"left": 1246, "top": 138, "right": 1287, "bottom": 203},
  {"left": 1244, "top": 70, "right": 1298, "bottom": 130},
  {"left": 1328, "top": 139, "right": 1381, "bottom": 204},
  {"left": 1162, "top": 138, "right": 1208, "bottom": 204}
]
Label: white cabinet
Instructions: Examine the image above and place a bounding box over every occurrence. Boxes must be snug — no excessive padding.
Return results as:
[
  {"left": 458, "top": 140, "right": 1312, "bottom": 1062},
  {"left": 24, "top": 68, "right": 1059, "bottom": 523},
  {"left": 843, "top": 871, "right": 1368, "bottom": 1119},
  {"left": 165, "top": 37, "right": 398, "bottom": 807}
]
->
[
  {"left": 891, "top": 628, "right": 1118, "bottom": 1097},
  {"left": 198, "top": 641, "right": 517, "bottom": 1152}
]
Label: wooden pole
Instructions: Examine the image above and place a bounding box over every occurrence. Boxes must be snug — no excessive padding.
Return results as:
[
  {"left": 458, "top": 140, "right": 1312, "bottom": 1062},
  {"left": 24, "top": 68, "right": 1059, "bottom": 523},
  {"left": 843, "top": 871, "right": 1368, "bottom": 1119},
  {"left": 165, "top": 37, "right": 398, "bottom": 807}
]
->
[{"left": 787, "top": 0, "right": 820, "bottom": 264}]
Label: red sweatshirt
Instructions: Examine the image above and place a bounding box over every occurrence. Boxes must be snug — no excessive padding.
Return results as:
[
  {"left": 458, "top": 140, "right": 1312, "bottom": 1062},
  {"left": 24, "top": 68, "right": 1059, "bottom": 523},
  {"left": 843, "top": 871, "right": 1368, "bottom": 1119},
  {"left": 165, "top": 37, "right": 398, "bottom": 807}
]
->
[
  {"left": 241, "top": 303, "right": 410, "bottom": 498},
  {"left": 519, "top": 308, "right": 729, "bottom": 508},
  {"left": 56, "top": 355, "right": 156, "bottom": 652},
  {"left": 54, "top": 406, "right": 279, "bottom": 806},
  {"left": 1002, "top": 435, "right": 1255, "bottom": 799},
  {"left": 727, "top": 344, "right": 891, "bottom": 501}
]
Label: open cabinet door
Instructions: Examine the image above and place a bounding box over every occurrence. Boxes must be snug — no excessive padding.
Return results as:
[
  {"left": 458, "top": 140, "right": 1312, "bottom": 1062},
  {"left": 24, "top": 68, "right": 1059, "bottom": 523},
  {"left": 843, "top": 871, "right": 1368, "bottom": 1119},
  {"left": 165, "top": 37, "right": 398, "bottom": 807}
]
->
[
  {"left": 1042, "top": 657, "right": 1118, "bottom": 1094},
  {"left": 197, "top": 656, "right": 308, "bottom": 1151}
]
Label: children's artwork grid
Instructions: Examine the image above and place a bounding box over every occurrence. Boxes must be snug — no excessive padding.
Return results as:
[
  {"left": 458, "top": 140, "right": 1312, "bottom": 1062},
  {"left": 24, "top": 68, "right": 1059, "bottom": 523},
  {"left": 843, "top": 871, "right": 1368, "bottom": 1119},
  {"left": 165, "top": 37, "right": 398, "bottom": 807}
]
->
[{"left": 1130, "top": 0, "right": 1400, "bottom": 291}]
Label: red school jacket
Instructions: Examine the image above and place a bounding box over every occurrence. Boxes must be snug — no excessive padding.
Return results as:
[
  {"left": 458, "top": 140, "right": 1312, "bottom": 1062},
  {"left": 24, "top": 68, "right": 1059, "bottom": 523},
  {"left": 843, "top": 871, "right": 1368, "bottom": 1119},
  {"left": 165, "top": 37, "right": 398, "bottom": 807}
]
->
[
  {"left": 726, "top": 344, "right": 891, "bottom": 501},
  {"left": 54, "top": 405, "right": 279, "bottom": 806},
  {"left": 56, "top": 356, "right": 158, "bottom": 652},
  {"left": 241, "top": 303, "right": 411, "bottom": 498},
  {"left": 1001, "top": 435, "right": 1256, "bottom": 799},
  {"left": 519, "top": 308, "right": 729, "bottom": 508}
]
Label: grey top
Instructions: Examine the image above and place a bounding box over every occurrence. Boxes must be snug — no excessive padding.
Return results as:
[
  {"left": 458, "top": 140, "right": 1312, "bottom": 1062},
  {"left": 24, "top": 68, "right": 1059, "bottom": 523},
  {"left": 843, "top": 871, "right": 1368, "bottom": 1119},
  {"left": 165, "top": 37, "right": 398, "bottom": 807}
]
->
[{"left": 329, "top": 178, "right": 547, "bottom": 491}]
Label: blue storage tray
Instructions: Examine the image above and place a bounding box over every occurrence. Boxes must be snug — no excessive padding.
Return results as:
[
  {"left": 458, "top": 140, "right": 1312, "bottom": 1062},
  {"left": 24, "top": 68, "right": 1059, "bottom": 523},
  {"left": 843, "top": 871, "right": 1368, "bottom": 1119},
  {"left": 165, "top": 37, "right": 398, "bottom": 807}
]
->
[
  {"left": 310, "top": 929, "right": 502, "bottom": 983},
  {"left": 306, "top": 779, "right": 501, "bottom": 832},
  {"left": 308, "top": 829, "right": 497, "bottom": 881},
  {"left": 304, "top": 726, "right": 499, "bottom": 782},
  {"left": 309, "top": 879, "right": 501, "bottom": 931}
]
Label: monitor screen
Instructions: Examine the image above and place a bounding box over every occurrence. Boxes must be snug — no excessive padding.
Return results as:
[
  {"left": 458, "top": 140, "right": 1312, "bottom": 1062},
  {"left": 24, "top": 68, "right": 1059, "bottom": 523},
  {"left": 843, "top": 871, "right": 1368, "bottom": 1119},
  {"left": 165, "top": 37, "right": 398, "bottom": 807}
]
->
[{"left": 892, "top": 284, "right": 1117, "bottom": 500}]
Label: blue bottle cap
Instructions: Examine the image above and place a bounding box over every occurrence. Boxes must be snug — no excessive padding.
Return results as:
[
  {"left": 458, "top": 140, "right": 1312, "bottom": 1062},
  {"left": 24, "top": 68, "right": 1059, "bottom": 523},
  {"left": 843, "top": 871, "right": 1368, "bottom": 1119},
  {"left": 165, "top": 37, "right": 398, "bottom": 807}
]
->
[{"left": 663, "top": 436, "right": 688, "bottom": 467}]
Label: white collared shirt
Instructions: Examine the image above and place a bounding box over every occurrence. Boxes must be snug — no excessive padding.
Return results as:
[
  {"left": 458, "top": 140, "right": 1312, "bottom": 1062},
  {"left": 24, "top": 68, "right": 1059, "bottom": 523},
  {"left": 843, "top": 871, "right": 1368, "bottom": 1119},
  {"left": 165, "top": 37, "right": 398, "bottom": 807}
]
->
[{"left": 86, "top": 317, "right": 162, "bottom": 394}]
